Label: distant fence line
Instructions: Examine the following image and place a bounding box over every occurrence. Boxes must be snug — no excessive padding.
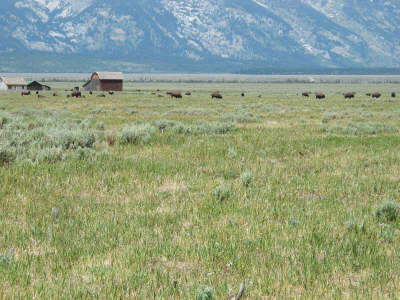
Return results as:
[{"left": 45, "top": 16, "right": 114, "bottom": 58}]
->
[{"left": 2, "top": 73, "right": 400, "bottom": 84}]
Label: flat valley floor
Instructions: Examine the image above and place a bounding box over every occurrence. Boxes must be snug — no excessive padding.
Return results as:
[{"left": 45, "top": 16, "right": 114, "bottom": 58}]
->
[{"left": 1, "top": 82, "right": 400, "bottom": 298}]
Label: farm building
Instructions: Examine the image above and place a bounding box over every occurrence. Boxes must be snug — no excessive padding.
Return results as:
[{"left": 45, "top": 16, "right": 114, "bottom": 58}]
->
[
  {"left": 0, "top": 77, "right": 27, "bottom": 91},
  {"left": 27, "top": 81, "right": 51, "bottom": 91},
  {"left": 83, "top": 72, "right": 123, "bottom": 91}
]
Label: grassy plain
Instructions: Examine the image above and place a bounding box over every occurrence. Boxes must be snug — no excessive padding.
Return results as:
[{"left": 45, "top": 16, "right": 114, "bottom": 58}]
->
[{"left": 1, "top": 81, "right": 400, "bottom": 299}]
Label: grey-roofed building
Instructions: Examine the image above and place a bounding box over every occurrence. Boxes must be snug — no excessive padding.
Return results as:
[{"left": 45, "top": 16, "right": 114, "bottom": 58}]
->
[{"left": 0, "top": 77, "right": 27, "bottom": 91}]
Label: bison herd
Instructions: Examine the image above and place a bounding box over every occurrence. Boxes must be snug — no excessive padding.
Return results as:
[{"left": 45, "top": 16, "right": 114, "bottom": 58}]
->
[
  {"left": 300, "top": 91, "right": 395, "bottom": 100},
  {"left": 18, "top": 88, "right": 397, "bottom": 102}
]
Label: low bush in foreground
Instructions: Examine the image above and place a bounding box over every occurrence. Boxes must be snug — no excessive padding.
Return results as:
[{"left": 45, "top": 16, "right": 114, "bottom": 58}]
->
[
  {"left": 0, "top": 110, "right": 102, "bottom": 164},
  {"left": 375, "top": 201, "right": 400, "bottom": 223},
  {"left": 213, "top": 183, "right": 232, "bottom": 201},
  {"left": 118, "top": 124, "right": 156, "bottom": 145},
  {"left": 322, "top": 122, "right": 397, "bottom": 135}
]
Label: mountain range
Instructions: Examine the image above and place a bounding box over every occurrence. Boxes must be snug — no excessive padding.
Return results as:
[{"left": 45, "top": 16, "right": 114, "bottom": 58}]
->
[{"left": 0, "top": 0, "right": 399, "bottom": 72}]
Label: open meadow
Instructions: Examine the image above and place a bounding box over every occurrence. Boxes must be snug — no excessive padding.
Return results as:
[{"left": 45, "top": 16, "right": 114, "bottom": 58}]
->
[{"left": 1, "top": 81, "right": 400, "bottom": 299}]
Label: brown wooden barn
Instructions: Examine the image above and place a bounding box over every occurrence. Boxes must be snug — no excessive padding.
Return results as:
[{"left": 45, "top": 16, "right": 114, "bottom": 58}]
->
[
  {"left": 83, "top": 72, "right": 123, "bottom": 91},
  {"left": 27, "top": 81, "right": 51, "bottom": 91}
]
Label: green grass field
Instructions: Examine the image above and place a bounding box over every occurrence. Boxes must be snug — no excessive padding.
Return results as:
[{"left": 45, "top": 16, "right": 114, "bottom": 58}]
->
[{"left": 1, "top": 82, "right": 400, "bottom": 299}]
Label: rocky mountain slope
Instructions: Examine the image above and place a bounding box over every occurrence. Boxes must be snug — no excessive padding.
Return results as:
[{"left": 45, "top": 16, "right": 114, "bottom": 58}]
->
[{"left": 0, "top": 0, "right": 399, "bottom": 72}]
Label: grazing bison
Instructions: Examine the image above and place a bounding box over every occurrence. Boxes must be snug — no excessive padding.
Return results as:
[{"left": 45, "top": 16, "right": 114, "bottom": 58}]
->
[
  {"left": 108, "top": 91, "right": 114, "bottom": 95},
  {"left": 21, "top": 91, "right": 30, "bottom": 96},
  {"left": 167, "top": 92, "right": 182, "bottom": 99},
  {"left": 343, "top": 92, "right": 356, "bottom": 99},
  {"left": 302, "top": 92, "right": 310, "bottom": 97},
  {"left": 371, "top": 92, "right": 381, "bottom": 99},
  {"left": 71, "top": 91, "right": 82, "bottom": 98},
  {"left": 185, "top": 91, "right": 192, "bottom": 96},
  {"left": 97, "top": 94, "right": 106, "bottom": 98},
  {"left": 211, "top": 92, "right": 223, "bottom": 99},
  {"left": 392, "top": 92, "right": 396, "bottom": 98},
  {"left": 53, "top": 93, "right": 59, "bottom": 97},
  {"left": 315, "top": 93, "right": 326, "bottom": 100}
]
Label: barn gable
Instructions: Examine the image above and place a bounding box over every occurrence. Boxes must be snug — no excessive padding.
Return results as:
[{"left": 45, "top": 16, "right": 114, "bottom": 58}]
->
[{"left": 84, "top": 72, "right": 124, "bottom": 91}]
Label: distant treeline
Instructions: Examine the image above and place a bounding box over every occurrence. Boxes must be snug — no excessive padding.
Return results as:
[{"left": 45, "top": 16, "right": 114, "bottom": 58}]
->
[{"left": 237, "top": 68, "right": 400, "bottom": 75}]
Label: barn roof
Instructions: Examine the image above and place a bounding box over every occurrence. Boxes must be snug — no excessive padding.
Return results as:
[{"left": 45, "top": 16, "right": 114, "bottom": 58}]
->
[
  {"left": 94, "top": 72, "right": 124, "bottom": 80},
  {"left": 27, "top": 81, "right": 50, "bottom": 88},
  {"left": 1, "top": 77, "right": 27, "bottom": 86}
]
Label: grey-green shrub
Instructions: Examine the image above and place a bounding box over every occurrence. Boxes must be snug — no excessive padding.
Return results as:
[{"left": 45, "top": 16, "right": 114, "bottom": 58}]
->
[
  {"left": 118, "top": 124, "right": 156, "bottom": 145},
  {"left": 322, "top": 122, "right": 397, "bottom": 135},
  {"left": 221, "top": 111, "right": 257, "bottom": 123},
  {"left": 375, "top": 201, "right": 400, "bottom": 222},
  {"left": 0, "top": 147, "right": 16, "bottom": 166},
  {"left": 153, "top": 119, "right": 183, "bottom": 131},
  {"left": 240, "top": 171, "right": 253, "bottom": 187},
  {"left": 35, "top": 147, "right": 64, "bottom": 163},
  {"left": 322, "top": 113, "right": 338, "bottom": 123},
  {"left": 196, "top": 286, "right": 214, "bottom": 300},
  {"left": 213, "top": 184, "right": 232, "bottom": 201},
  {"left": 50, "top": 129, "right": 96, "bottom": 150}
]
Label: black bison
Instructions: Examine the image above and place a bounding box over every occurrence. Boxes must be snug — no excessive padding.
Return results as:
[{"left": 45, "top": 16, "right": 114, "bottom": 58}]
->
[
  {"left": 302, "top": 92, "right": 310, "bottom": 97},
  {"left": 108, "top": 91, "right": 114, "bottom": 95},
  {"left": 185, "top": 91, "right": 192, "bottom": 96},
  {"left": 315, "top": 93, "right": 326, "bottom": 99},
  {"left": 21, "top": 90, "right": 30, "bottom": 96},
  {"left": 371, "top": 92, "right": 381, "bottom": 99},
  {"left": 391, "top": 92, "right": 396, "bottom": 98},
  {"left": 343, "top": 92, "right": 356, "bottom": 99},
  {"left": 211, "top": 92, "right": 223, "bottom": 99},
  {"left": 71, "top": 91, "right": 82, "bottom": 98},
  {"left": 167, "top": 92, "right": 182, "bottom": 99}
]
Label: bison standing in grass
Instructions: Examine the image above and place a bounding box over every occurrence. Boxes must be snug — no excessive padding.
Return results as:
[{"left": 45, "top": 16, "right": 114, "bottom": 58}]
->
[
  {"left": 167, "top": 91, "right": 182, "bottom": 99},
  {"left": 71, "top": 91, "right": 82, "bottom": 98},
  {"left": 343, "top": 92, "right": 356, "bottom": 99},
  {"left": 302, "top": 92, "right": 310, "bottom": 97},
  {"left": 212, "top": 92, "right": 223, "bottom": 99},
  {"left": 371, "top": 92, "right": 381, "bottom": 99},
  {"left": 315, "top": 93, "right": 326, "bottom": 100}
]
